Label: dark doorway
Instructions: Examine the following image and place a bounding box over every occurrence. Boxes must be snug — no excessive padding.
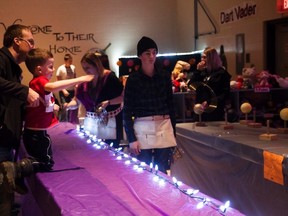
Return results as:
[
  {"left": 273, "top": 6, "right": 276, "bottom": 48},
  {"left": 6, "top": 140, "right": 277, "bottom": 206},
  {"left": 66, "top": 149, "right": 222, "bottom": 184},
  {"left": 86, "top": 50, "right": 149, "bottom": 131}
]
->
[{"left": 265, "top": 17, "right": 288, "bottom": 77}]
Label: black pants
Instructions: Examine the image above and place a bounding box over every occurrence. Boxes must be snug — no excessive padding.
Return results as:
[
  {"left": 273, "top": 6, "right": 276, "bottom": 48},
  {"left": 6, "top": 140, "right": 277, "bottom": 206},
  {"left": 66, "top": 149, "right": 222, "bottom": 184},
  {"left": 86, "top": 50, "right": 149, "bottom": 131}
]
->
[
  {"left": 22, "top": 129, "right": 54, "bottom": 171},
  {"left": 137, "top": 147, "right": 174, "bottom": 173}
]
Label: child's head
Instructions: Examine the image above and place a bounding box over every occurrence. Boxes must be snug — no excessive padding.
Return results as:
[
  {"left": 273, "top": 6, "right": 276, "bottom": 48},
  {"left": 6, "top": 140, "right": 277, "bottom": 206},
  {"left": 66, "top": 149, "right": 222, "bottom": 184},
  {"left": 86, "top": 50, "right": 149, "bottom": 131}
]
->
[
  {"left": 64, "top": 53, "right": 73, "bottom": 66},
  {"left": 81, "top": 52, "right": 104, "bottom": 76},
  {"left": 25, "top": 48, "right": 54, "bottom": 80}
]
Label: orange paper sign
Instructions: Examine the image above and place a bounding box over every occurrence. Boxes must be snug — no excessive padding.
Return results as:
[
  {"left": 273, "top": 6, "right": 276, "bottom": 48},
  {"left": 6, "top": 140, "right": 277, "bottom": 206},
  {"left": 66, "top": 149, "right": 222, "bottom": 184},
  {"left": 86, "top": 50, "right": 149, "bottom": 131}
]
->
[{"left": 263, "top": 151, "right": 284, "bottom": 185}]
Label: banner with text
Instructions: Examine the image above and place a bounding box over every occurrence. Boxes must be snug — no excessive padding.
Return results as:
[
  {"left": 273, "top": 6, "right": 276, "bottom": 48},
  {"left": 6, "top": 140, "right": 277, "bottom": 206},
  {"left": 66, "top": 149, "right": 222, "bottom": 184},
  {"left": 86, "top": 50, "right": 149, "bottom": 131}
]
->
[{"left": 220, "top": 2, "right": 257, "bottom": 25}]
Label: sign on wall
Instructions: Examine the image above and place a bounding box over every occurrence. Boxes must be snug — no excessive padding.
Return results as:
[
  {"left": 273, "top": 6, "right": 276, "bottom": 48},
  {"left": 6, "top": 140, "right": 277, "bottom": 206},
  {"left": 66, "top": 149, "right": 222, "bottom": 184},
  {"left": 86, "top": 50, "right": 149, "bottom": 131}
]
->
[
  {"left": 277, "top": 0, "right": 288, "bottom": 13},
  {"left": 220, "top": 2, "right": 257, "bottom": 25},
  {"left": 0, "top": 19, "right": 99, "bottom": 56}
]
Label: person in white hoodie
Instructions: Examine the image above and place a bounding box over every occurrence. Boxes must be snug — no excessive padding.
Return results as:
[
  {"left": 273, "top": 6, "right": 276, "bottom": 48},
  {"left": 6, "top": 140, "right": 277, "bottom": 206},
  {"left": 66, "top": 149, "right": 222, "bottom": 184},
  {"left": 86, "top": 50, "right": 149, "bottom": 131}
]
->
[{"left": 56, "top": 53, "right": 78, "bottom": 123}]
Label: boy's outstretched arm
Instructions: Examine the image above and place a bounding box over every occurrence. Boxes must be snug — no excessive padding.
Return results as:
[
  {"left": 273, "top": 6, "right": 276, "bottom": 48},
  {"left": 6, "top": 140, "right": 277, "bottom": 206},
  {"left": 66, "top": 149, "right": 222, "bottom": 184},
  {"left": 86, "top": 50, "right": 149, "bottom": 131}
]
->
[{"left": 44, "top": 75, "right": 94, "bottom": 92}]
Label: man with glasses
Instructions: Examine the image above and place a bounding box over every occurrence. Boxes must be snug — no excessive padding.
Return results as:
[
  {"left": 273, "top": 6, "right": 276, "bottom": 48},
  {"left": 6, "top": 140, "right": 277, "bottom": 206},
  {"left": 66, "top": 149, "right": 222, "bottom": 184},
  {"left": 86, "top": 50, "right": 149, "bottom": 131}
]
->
[
  {"left": 18, "top": 37, "right": 35, "bottom": 47},
  {"left": 0, "top": 24, "right": 40, "bottom": 216}
]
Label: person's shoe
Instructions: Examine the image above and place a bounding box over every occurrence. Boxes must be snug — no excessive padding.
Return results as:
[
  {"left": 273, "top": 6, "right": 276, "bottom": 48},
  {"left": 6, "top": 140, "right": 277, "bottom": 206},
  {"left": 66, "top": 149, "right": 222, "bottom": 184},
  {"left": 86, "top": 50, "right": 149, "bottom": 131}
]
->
[{"left": 0, "top": 161, "right": 16, "bottom": 193}]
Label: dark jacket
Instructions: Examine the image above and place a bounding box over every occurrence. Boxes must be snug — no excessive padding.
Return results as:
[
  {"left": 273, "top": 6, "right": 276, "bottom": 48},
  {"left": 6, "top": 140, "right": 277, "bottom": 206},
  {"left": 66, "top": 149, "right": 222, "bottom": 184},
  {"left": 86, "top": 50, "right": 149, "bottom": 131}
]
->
[
  {"left": 0, "top": 47, "right": 29, "bottom": 148},
  {"left": 123, "top": 68, "right": 176, "bottom": 143},
  {"left": 188, "top": 67, "right": 231, "bottom": 121}
]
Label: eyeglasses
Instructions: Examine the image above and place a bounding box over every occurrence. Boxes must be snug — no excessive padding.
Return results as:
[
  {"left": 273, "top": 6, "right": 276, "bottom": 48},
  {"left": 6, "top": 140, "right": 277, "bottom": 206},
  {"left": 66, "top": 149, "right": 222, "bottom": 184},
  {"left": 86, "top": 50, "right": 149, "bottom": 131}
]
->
[{"left": 18, "top": 37, "right": 35, "bottom": 47}]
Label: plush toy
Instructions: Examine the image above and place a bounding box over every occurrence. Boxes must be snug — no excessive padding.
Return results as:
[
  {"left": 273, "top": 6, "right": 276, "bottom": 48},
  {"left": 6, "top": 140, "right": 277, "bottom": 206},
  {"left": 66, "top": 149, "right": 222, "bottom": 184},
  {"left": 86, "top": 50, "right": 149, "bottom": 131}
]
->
[
  {"left": 172, "top": 61, "right": 190, "bottom": 92},
  {"left": 242, "top": 67, "right": 257, "bottom": 89},
  {"left": 255, "top": 70, "right": 272, "bottom": 87},
  {"left": 172, "top": 61, "right": 190, "bottom": 79},
  {"left": 271, "top": 75, "right": 288, "bottom": 88},
  {"left": 230, "top": 80, "right": 238, "bottom": 89},
  {"left": 172, "top": 72, "right": 188, "bottom": 92},
  {"left": 230, "top": 75, "right": 243, "bottom": 89}
]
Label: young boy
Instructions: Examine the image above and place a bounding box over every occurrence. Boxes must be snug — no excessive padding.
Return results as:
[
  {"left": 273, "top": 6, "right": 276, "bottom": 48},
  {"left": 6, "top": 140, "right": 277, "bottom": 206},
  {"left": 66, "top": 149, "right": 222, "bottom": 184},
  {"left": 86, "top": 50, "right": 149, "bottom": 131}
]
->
[{"left": 23, "top": 48, "right": 93, "bottom": 171}]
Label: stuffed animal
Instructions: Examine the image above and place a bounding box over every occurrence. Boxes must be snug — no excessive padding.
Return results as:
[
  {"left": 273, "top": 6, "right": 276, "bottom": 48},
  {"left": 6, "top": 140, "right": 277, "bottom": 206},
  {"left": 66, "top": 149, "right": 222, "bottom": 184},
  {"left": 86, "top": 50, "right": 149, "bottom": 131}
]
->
[
  {"left": 172, "top": 61, "right": 190, "bottom": 79},
  {"left": 230, "top": 75, "right": 243, "bottom": 89},
  {"left": 255, "top": 70, "right": 272, "bottom": 87},
  {"left": 172, "top": 61, "right": 190, "bottom": 92},
  {"left": 271, "top": 74, "right": 288, "bottom": 88},
  {"left": 242, "top": 67, "right": 257, "bottom": 89}
]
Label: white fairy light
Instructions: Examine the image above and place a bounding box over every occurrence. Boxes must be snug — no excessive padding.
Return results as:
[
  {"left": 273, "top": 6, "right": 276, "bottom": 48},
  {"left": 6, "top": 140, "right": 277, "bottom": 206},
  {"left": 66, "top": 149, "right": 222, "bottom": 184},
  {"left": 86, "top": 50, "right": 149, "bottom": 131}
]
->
[
  {"left": 219, "top": 200, "right": 230, "bottom": 213},
  {"left": 159, "top": 179, "right": 165, "bottom": 186},
  {"left": 197, "top": 201, "right": 204, "bottom": 209},
  {"left": 186, "top": 189, "right": 194, "bottom": 195},
  {"left": 155, "top": 164, "right": 158, "bottom": 175},
  {"left": 137, "top": 167, "right": 144, "bottom": 172},
  {"left": 78, "top": 132, "right": 85, "bottom": 137},
  {"left": 177, "top": 181, "right": 183, "bottom": 187},
  {"left": 124, "top": 160, "right": 131, "bottom": 165},
  {"left": 153, "top": 175, "right": 160, "bottom": 182},
  {"left": 172, "top": 177, "right": 177, "bottom": 184},
  {"left": 149, "top": 162, "right": 153, "bottom": 172}
]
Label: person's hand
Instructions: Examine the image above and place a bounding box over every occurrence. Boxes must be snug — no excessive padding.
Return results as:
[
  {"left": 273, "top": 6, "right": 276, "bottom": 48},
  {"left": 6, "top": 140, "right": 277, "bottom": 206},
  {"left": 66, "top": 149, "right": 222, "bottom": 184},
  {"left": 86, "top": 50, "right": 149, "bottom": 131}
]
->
[
  {"left": 27, "top": 88, "right": 40, "bottom": 107},
  {"left": 80, "top": 74, "right": 94, "bottom": 82},
  {"left": 63, "top": 89, "right": 69, "bottom": 97},
  {"left": 129, "top": 140, "right": 141, "bottom": 155},
  {"left": 197, "top": 61, "right": 206, "bottom": 71},
  {"left": 54, "top": 104, "right": 60, "bottom": 112},
  {"left": 201, "top": 101, "right": 208, "bottom": 110},
  {"left": 62, "top": 102, "right": 68, "bottom": 109},
  {"left": 100, "top": 100, "right": 110, "bottom": 109},
  {"left": 65, "top": 99, "right": 78, "bottom": 110}
]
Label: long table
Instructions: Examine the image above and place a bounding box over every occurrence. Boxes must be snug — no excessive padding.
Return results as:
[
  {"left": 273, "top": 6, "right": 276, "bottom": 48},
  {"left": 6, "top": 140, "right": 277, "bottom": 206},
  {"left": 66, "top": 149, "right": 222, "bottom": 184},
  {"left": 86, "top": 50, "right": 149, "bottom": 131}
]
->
[
  {"left": 20, "top": 122, "right": 244, "bottom": 216},
  {"left": 171, "top": 122, "right": 288, "bottom": 216}
]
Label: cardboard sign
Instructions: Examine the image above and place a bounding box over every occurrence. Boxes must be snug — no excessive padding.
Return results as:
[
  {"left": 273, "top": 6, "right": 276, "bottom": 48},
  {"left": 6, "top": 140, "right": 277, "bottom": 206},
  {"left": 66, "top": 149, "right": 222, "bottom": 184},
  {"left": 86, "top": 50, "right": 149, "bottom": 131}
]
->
[{"left": 263, "top": 151, "right": 284, "bottom": 185}]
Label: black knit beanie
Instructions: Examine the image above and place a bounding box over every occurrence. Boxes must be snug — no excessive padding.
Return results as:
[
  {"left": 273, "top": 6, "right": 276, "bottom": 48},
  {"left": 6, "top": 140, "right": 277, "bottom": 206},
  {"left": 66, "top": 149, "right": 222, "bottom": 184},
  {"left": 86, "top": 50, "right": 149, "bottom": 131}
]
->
[{"left": 137, "top": 36, "right": 158, "bottom": 56}]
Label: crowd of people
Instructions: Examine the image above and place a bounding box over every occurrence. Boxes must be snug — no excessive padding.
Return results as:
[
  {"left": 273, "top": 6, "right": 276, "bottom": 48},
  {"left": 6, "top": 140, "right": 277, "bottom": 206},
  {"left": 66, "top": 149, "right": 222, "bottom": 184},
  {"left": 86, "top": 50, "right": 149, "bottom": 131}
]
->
[{"left": 0, "top": 24, "right": 231, "bottom": 215}]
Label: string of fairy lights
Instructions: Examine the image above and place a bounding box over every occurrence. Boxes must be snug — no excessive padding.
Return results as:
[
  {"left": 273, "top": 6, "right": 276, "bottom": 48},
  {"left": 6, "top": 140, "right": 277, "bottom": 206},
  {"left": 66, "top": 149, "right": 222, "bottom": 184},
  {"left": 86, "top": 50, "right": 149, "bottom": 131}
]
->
[{"left": 76, "top": 124, "right": 231, "bottom": 215}]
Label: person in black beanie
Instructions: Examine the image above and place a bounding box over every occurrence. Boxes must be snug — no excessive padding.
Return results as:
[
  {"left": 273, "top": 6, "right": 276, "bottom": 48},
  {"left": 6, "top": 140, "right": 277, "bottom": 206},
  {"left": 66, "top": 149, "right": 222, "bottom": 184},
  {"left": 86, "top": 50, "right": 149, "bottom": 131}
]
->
[{"left": 123, "top": 36, "right": 177, "bottom": 174}]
